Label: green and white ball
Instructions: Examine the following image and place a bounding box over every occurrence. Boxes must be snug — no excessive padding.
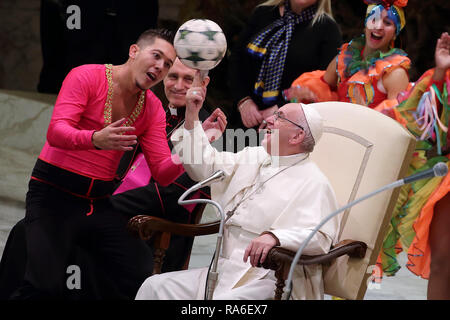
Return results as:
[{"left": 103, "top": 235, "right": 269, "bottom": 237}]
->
[{"left": 174, "top": 19, "right": 227, "bottom": 71}]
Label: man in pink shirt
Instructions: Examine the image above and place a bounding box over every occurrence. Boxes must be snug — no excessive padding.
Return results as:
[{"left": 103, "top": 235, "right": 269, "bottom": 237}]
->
[
  {"left": 112, "top": 58, "right": 227, "bottom": 273},
  {"left": 10, "top": 29, "right": 187, "bottom": 300}
]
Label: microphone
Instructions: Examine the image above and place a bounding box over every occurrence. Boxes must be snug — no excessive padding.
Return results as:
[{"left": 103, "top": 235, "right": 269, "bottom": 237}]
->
[
  {"left": 283, "top": 162, "right": 448, "bottom": 300},
  {"left": 191, "top": 170, "right": 225, "bottom": 191},
  {"left": 403, "top": 162, "right": 448, "bottom": 184},
  {"left": 177, "top": 170, "right": 227, "bottom": 300}
]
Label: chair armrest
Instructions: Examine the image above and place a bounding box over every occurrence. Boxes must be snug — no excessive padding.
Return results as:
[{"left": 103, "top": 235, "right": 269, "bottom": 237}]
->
[
  {"left": 128, "top": 215, "right": 220, "bottom": 240},
  {"left": 260, "top": 240, "right": 367, "bottom": 300},
  {"left": 261, "top": 239, "right": 367, "bottom": 269}
]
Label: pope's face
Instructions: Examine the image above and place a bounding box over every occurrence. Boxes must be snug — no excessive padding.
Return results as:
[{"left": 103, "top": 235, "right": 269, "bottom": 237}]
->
[{"left": 262, "top": 104, "right": 304, "bottom": 155}]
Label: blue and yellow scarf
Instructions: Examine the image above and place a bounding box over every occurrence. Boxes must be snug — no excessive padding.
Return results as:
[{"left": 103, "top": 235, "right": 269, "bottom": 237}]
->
[{"left": 247, "top": 1, "right": 317, "bottom": 106}]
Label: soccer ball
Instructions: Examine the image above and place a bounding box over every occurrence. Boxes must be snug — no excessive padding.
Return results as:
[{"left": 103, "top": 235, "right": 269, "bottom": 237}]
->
[{"left": 174, "top": 19, "right": 227, "bottom": 71}]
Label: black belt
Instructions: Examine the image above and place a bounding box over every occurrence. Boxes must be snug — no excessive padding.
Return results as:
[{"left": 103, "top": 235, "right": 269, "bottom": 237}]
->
[{"left": 31, "top": 159, "right": 115, "bottom": 199}]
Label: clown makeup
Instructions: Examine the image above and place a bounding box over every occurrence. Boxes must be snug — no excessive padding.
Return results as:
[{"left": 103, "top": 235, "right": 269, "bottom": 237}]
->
[
  {"left": 364, "top": 7, "right": 397, "bottom": 53},
  {"left": 365, "top": 4, "right": 404, "bottom": 36},
  {"left": 366, "top": 5, "right": 383, "bottom": 31}
]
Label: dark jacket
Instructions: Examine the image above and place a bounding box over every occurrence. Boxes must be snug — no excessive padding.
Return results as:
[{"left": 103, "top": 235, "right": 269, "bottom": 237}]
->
[
  {"left": 111, "top": 106, "right": 211, "bottom": 272},
  {"left": 228, "top": 5, "right": 342, "bottom": 123}
]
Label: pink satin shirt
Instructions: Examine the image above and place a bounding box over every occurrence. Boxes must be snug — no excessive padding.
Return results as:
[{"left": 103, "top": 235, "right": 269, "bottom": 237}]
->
[{"left": 39, "top": 64, "right": 183, "bottom": 185}]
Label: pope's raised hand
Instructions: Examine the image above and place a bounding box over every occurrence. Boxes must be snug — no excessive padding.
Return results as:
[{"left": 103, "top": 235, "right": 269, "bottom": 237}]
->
[
  {"left": 185, "top": 70, "right": 207, "bottom": 130},
  {"left": 186, "top": 70, "right": 207, "bottom": 114}
]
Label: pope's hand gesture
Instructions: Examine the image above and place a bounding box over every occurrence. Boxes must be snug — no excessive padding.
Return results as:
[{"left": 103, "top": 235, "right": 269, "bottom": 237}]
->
[
  {"left": 186, "top": 71, "right": 207, "bottom": 115},
  {"left": 185, "top": 70, "right": 207, "bottom": 130}
]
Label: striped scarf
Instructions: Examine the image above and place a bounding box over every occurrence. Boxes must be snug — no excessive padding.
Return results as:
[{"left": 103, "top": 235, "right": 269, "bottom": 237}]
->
[{"left": 247, "top": 1, "right": 317, "bottom": 106}]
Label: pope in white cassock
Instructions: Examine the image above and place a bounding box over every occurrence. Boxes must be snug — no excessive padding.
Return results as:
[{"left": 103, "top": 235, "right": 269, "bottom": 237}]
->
[{"left": 135, "top": 74, "right": 341, "bottom": 300}]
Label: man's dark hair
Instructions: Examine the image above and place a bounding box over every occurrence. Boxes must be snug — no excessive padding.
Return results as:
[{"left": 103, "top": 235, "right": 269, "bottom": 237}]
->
[{"left": 136, "top": 28, "right": 175, "bottom": 48}]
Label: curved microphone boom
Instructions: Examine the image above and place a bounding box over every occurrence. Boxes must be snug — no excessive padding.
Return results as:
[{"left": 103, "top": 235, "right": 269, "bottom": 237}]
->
[
  {"left": 283, "top": 162, "right": 448, "bottom": 300},
  {"left": 177, "top": 170, "right": 226, "bottom": 300},
  {"left": 403, "top": 161, "right": 447, "bottom": 184},
  {"left": 190, "top": 170, "right": 225, "bottom": 191}
]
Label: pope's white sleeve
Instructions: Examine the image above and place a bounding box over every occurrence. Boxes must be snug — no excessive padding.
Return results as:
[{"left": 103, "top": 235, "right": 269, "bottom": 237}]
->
[
  {"left": 170, "top": 121, "right": 242, "bottom": 183},
  {"left": 270, "top": 181, "right": 340, "bottom": 255}
]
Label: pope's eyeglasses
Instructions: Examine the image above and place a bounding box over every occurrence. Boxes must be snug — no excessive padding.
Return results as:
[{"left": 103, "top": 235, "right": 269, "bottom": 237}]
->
[{"left": 273, "top": 111, "right": 304, "bottom": 131}]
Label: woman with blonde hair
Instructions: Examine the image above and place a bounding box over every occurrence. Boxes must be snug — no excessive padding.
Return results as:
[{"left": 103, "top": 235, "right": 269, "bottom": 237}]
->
[{"left": 228, "top": 0, "right": 342, "bottom": 130}]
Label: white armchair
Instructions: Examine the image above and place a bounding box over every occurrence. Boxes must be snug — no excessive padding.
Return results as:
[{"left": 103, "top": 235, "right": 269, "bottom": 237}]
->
[{"left": 261, "top": 101, "right": 416, "bottom": 300}]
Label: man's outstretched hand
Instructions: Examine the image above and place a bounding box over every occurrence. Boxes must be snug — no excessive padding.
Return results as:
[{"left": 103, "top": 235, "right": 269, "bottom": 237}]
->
[{"left": 92, "top": 118, "right": 137, "bottom": 151}]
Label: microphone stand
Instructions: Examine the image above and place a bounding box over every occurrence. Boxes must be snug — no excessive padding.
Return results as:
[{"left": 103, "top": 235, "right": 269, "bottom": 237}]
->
[
  {"left": 283, "top": 162, "right": 448, "bottom": 300},
  {"left": 178, "top": 170, "right": 225, "bottom": 300}
]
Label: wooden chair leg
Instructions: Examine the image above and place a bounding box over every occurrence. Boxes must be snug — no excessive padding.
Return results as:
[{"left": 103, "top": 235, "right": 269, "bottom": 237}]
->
[
  {"left": 152, "top": 248, "right": 165, "bottom": 275},
  {"left": 274, "top": 266, "right": 287, "bottom": 300},
  {"left": 152, "top": 231, "right": 171, "bottom": 275}
]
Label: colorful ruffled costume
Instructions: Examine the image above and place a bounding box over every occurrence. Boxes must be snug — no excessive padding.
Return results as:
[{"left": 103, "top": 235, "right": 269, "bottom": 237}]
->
[
  {"left": 289, "top": 0, "right": 450, "bottom": 286},
  {"left": 291, "top": 35, "right": 411, "bottom": 112},
  {"left": 381, "top": 69, "right": 450, "bottom": 278},
  {"left": 290, "top": 43, "right": 449, "bottom": 280}
]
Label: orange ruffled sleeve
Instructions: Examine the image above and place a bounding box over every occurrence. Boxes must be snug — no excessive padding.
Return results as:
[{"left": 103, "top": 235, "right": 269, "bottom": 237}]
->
[
  {"left": 374, "top": 98, "right": 399, "bottom": 112},
  {"left": 375, "top": 99, "right": 408, "bottom": 126},
  {"left": 291, "top": 70, "right": 338, "bottom": 102}
]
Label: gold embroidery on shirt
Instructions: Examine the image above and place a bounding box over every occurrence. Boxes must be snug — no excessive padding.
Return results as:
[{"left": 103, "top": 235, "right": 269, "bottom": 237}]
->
[{"left": 104, "top": 64, "right": 145, "bottom": 128}]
